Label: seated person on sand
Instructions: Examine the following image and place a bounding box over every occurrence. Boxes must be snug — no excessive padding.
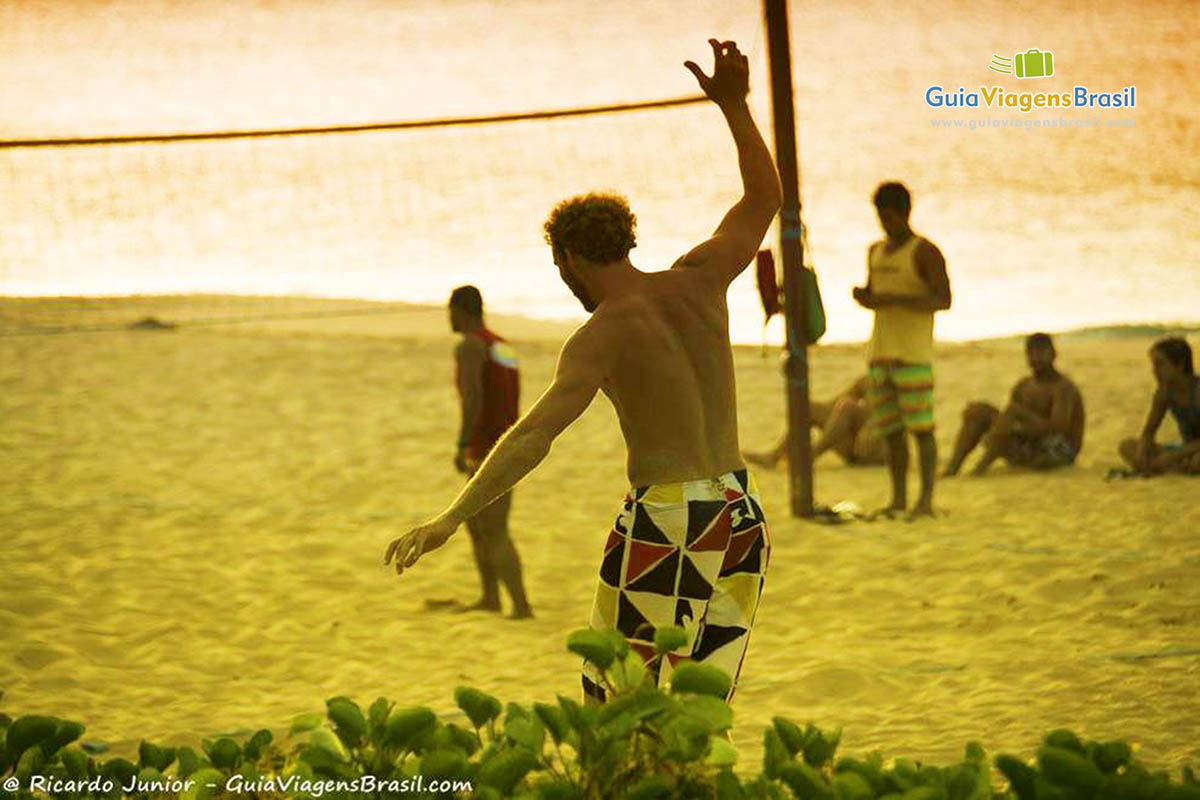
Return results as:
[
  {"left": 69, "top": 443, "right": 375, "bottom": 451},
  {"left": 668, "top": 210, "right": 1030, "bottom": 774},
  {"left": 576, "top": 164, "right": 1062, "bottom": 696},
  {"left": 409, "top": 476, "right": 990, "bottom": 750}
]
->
[
  {"left": 943, "top": 332, "right": 1085, "bottom": 476},
  {"left": 1118, "top": 336, "right": 1200, "bottom": 476},
  {"left": 743, "top": 375, "right": 886, "bottom": 468}
]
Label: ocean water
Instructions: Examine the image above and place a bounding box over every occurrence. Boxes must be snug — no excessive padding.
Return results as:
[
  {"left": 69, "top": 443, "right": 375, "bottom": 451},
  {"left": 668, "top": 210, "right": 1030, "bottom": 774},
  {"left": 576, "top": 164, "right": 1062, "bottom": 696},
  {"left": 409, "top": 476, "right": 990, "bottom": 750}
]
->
[{"left": 1, "top": 0, "right": 1197, "bottom": 343}]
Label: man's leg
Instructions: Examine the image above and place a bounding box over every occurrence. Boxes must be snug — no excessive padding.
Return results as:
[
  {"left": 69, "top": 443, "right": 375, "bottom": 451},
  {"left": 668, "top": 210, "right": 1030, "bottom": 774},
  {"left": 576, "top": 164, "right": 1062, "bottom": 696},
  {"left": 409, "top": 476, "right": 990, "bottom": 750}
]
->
[
  {"left": 464, "top": 514, "right": 501, "bottom": 612},
  {"left": 943, "top": 402, "right": 999, "bottom": 476},
  {"left": 1118, "top": 437, "right": 1151, "bottom": 472},
  {"left": 912, "top": 432, "right": 937, "bottom": 517},
  {"left": 867, "top": 365, "right": 908, "bottom": 514},
  {"left": 473, "top": 492, "right": 533, "bottom": 618},
  {"left": 744, "top": 401, "right": 834, "bottom": 468},
  {"left": 814, "top": 397, "right": 864, "bottom": 463},
  {"left": 970, "top": 408, "right": 1018, "bottom": 476},
  {"left": 883, "top": 430, "right": 909, "bottom": 513}
]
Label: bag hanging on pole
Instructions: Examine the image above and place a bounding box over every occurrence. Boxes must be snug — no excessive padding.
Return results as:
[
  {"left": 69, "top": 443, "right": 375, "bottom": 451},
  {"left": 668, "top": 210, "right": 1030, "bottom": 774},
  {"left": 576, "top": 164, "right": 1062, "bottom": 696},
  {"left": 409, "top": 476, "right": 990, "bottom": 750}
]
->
[{"left": 754, "top": 248, "right": 826, "bottom": 345}]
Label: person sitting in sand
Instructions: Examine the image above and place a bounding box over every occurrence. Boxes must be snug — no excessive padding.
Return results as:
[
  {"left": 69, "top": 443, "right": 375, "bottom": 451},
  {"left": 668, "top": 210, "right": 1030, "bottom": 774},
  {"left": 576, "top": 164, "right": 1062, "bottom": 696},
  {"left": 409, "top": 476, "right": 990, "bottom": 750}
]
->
[
  {"left": 431, "top": 286, "right": 533, "bottom": 619},
  {"left": 1118, "top": 337, "right": 1200, "bottom": 476},
  {"left": 386, "top": 39, "right": 778, "bottom": 704},
  {"left": 943, "top": 333, "right": 1085, "bottom": 477},
  {"left": 743, "top": 375, "right": 886, "bottom": 468}
]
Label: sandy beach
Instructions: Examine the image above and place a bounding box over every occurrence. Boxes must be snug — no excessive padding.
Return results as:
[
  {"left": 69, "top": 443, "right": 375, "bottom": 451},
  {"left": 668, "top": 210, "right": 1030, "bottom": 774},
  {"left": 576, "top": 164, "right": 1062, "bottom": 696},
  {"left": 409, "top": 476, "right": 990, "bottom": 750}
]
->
[{"left": 2, "top": 296, "right": 1197, "bottom": 773}]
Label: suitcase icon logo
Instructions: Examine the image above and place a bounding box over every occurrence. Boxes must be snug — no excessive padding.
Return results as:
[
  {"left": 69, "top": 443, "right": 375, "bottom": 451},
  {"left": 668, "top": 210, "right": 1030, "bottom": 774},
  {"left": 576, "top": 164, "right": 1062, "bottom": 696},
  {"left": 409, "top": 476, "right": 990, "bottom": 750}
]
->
[{"left": 1014, "top": 49, "right": 1054, "bottom": 79}]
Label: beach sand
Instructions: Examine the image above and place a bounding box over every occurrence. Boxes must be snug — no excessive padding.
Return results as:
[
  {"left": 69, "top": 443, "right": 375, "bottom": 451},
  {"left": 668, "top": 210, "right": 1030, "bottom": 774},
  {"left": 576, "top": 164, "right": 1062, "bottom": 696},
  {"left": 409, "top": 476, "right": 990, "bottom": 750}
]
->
[{"left": 2, "top": 296, "right": 1197, "bottom": 774}]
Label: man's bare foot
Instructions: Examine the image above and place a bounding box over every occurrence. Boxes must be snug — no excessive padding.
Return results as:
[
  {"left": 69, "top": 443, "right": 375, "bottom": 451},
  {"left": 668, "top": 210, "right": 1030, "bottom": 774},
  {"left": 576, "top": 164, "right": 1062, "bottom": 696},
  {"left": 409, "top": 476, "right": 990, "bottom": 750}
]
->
[
  {"left": 457, "top": 599, "right": 502, "bottom": 614},
  {"left": 742, "top": 450, "right": 780, "bottom": 469},
  {"left": 866, "top": 504, "right": 905, "bottom": 521},
  {"left": 941, "top": 466, "right": 960, "bottom": 478},
  {"left": 509, "top": 607, "right": 535, "bottom": 620},
  {"left": 906, "top": 501, "right": 936, "bottom": 521}
]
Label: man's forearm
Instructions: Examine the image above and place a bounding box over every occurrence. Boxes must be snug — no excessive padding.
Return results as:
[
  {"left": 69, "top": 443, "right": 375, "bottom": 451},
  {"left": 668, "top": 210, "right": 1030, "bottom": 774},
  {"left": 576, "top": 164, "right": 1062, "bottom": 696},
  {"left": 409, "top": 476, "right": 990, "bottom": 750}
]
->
[
  {"left": 872, "top": 293, "right": 950, "bottom": 312},
  {"left": 438, "top": 426, "right": 551, "bottom": 525},
  {"left": 457, "top": 399, "right": 481, "bottom": 446},
  {"left": 721, "top": 101, "right": 781, "bottom": 208}
]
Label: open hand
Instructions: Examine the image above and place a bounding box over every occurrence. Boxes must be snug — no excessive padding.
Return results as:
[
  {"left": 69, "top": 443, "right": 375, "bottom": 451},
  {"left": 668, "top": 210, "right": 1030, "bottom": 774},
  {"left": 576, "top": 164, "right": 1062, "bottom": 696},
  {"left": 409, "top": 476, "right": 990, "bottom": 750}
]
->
[
  {"left": 685, "top": 39, "right": 749, "bottom": 107},
  {"left": 384, "top": 516, "right": 460, "bottom": 577}
]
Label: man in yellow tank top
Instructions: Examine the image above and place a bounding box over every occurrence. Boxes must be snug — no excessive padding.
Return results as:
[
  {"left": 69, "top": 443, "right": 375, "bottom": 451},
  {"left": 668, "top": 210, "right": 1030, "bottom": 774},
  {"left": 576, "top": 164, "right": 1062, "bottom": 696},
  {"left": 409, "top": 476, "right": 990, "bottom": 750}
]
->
[{"left": 853, "top": 182, "right": 952, "bottom": 518}]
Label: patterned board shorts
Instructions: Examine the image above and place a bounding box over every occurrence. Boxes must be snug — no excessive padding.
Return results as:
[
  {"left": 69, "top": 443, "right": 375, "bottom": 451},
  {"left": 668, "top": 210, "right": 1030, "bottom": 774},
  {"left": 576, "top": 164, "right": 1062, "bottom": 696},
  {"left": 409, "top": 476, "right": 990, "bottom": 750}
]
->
[
  {"left": 582, "top": 469, "right": 770, "bottom": 703},
  {"left": 868, "top": 362, "right": 935, "bottom": 435},
  {"left": 1009, "top": 430, "right": 1078, "bottom": 469}
]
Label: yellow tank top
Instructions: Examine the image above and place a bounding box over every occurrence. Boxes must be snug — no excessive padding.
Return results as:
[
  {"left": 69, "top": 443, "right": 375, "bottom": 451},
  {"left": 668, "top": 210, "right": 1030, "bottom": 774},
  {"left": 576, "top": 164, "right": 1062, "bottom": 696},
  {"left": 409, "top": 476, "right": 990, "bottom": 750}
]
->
[{"left": 866, "top": 234, "right": 935, "bottom": 364}]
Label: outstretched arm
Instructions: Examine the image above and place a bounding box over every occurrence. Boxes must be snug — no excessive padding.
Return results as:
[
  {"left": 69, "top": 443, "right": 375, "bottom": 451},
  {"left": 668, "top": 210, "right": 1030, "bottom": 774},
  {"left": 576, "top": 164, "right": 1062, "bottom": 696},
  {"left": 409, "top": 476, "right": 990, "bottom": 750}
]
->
[
  {"left": 385, "top": 328, "right": 605, "bottom": 575},
  {"left": 672, "top": 39, "right": 782, "bottom": 289}
]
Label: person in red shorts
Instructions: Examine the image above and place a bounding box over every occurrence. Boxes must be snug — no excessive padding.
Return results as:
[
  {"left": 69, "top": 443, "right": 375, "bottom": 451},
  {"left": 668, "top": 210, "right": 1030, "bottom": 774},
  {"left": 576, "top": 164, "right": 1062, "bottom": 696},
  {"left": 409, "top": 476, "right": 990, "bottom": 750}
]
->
[{"left": 436, "top": 285, "right": 533, "bottom": 618}]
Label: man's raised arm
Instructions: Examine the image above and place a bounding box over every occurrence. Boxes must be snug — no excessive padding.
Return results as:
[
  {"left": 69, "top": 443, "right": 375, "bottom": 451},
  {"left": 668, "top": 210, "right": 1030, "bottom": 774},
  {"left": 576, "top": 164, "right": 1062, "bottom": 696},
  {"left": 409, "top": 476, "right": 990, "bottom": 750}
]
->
[
  {"left": 385, "top": 328, "right": 605, "bottom": 574},
  {"left": 673, "top": 39, "right": 782, "bottom": 288}
]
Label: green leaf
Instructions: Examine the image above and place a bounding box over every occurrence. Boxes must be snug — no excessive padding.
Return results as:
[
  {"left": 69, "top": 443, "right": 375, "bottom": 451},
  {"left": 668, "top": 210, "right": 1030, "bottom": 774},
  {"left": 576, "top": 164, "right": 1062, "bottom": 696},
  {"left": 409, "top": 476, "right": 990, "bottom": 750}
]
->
[
  {"left": 706, "top": 737, "right": 739, "bottom": 768},
  {"left": 61, "top": 747, "right": 89, "bottom": 780},
  {"left": 478, "top": 748, "right": 538, "bottom": 794},
  {"left": 43, "top": 720, "right": 85, "bottom": 758},
  {"left": 669, "top": 662, "right": 732, "bottom": 699},
  {"left": 243, "top": 729, "right": 272, "bottom": 762},
  {"left": 326, "top": 696, "right": 367, "bottom": 748},
  {"left": 176, "top": 746, "right": 206, "bottom": 778},
  {"left": 15, "top": 746, "right": 45, "bottom": 782},
  {"left": 384, "top": 707, "right": 438, "bottom": 751},
  {"left": 1092, "top": 740, "right": 1132, "bottom": 774},
  {"left": 626, "top": 775, "right": 673, "bottom": 800},
  {"left": 101, "top": 756, "right": 139, "bottom": 787},
  {"left": 778, "top": 762, "right": 835, "bottom": 800},
  {"left": 420, "top": 747, "right": 469, "bottom": 781},
  {"left": 803, "top": 726, "right": 842, "bottom": 768},
  {"left": 290, "top": 711, "right": 325, "bottom": 735},
  {"left": 207, "top": 737, "right": 241, "bottom": 770},
  {"left": 368, "top": 697, "right": 391, "bottom": 740},
  {"left": 5, "top": 716, "right": 58, "bottom": 759},
  {"left": 683, "top": 695, "right": 734, "bottom": 732},
  {"left": 138, "top": 741, "right": 176, "bottom": 772},
  {"left": 443, "top": 723, "right": 480, "bottom": 756},
  {"left": 181, "top": 767, "right": 227, "bottom": 800},
  {"left": 834, "top": 771, "right": 874, "bottom": 800},
  {"left": 653, "top": 626, "right": 689, "bottom": 655},
  {"left": 599, "top": 628, "right": 630, "bottom": 659},
  {"left": 1037, "top": 746, "right": 1104, "bottom": 792},
  {"left": 762, "top": 728, "right": 790, "bottom": 780},
  {"left": 566, "top": 629, "right": 617, "bottom": 670},
  {"left": 505, "top": 713, "right": 545, "bottom": 753},
  {"left": 1043, "top": 729, "right": 1085, "bottom": 755},
  {"left": 534, "top": 703, "right": 568, "bottom": 746},
  {"left": 772, "top": 717, "right": 806, "bottom": 757},
  {"left": 455, "top": 687, "right": 503, "bottom": 729}
]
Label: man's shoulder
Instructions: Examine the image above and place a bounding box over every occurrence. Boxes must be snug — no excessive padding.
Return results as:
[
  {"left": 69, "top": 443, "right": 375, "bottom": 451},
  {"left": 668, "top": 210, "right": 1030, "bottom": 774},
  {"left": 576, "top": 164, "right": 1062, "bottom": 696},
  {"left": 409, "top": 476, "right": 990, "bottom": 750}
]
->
[{"left": 455, "top": 334, "right": 488, "bottom": 358}]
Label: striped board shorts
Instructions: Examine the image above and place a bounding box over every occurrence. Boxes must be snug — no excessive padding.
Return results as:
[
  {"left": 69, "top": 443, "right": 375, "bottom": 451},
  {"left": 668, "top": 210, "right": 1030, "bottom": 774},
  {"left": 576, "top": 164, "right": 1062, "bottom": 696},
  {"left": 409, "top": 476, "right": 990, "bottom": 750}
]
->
[
  {"left": 582, "top": 469, "right": 770, "bottom": 703},
  {"left": 868, "top": 361, "right": 935, "bottom": 435}
]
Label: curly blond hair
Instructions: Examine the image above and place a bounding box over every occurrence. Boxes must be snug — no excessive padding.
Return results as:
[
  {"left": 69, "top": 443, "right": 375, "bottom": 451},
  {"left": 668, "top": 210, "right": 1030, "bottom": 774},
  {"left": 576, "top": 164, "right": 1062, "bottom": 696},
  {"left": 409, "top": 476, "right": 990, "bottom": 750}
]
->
[{"left": 543, "top": 193, "right": 637, "bottom": 264}]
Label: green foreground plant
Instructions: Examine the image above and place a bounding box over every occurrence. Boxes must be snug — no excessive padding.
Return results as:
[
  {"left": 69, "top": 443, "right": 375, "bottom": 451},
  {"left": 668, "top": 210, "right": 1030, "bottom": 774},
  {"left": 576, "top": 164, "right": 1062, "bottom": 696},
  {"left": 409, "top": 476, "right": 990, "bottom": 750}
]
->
[{"left": 1, "top": 630, "right": 1196, "bottom": 799}]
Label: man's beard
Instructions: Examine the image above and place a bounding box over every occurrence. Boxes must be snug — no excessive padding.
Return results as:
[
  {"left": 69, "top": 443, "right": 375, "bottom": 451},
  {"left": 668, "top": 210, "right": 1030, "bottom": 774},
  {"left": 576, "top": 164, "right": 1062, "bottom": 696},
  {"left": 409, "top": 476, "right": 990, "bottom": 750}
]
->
[{"left": 562, "top": 271, "right": 597, "bottom": 313}]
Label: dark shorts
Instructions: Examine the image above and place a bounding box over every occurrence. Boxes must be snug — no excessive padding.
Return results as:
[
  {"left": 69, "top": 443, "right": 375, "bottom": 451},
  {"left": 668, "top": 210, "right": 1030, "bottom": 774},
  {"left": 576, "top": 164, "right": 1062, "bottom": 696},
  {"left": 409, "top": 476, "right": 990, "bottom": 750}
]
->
[{"left": 1009, "top": 431, "right": 1078, "bottom": 469}]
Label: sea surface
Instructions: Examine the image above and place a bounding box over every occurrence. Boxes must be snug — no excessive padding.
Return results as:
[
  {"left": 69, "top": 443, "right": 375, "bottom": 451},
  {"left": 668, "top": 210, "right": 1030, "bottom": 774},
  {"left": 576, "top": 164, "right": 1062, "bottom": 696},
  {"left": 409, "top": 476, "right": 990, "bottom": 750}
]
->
[{"left": 1, "top": 0, "right": 1197, "bottom": 343}]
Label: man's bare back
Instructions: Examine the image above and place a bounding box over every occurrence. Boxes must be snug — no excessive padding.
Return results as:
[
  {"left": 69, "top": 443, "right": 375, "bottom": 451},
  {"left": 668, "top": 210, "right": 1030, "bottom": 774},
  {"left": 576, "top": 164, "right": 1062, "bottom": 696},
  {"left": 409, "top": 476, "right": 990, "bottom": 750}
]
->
[{"left": 582, "top": 269, "right": 742, "bottom": 487}]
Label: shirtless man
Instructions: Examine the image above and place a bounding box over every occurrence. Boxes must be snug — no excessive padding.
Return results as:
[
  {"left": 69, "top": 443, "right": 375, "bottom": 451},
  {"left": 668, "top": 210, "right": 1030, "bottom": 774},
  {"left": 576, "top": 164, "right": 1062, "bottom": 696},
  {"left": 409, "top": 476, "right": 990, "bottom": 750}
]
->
[
  {"left": 943, "top": 333, "right": 1085, "bottom": 476},
  {"left": 385, "top": 39, "right": 780, "bottom": 703},
  {"left": 743, "top": 375, "right": 886, "bottom": 468}
]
